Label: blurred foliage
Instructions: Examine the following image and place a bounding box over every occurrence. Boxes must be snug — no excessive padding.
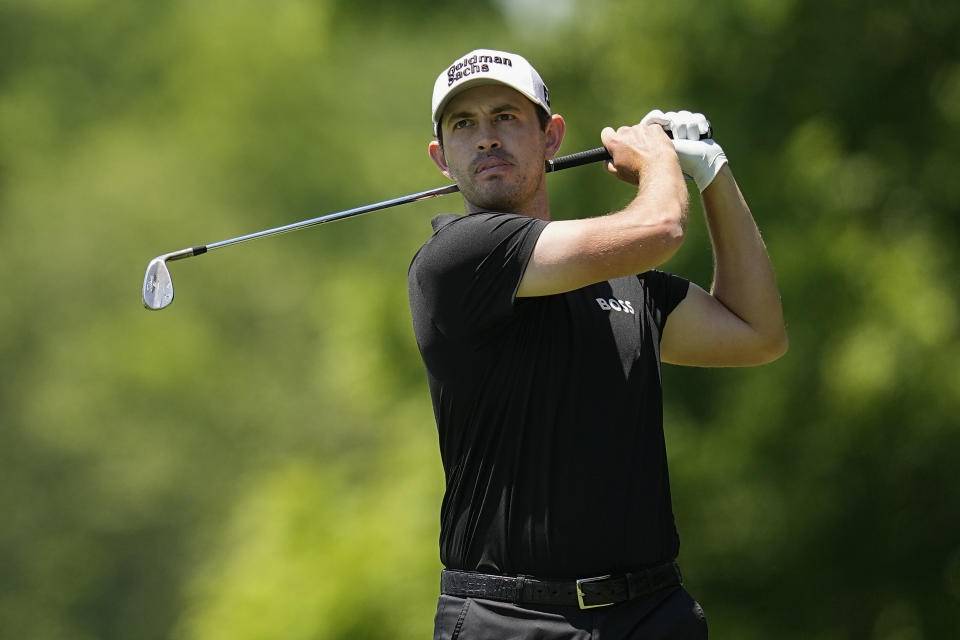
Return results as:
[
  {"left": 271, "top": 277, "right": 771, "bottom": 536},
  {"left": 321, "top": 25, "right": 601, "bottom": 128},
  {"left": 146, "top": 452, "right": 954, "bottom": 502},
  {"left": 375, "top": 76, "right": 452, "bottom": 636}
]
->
[{"left": 1, "top": 0, "right": 958, "bottom": 638}]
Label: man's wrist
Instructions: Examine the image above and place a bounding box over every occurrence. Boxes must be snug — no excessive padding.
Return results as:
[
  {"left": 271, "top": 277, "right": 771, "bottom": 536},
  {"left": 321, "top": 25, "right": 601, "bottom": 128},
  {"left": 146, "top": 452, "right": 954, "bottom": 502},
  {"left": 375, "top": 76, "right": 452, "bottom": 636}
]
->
[{"left": 700, "top": 163, "right": 734, "bottom": 197}]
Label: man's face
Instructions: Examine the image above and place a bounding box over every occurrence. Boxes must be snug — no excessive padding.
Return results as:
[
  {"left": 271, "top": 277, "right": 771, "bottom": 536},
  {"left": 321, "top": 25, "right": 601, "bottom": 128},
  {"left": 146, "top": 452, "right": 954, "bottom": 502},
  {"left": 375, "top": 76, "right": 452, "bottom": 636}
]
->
[{"left": 430, "top": 84, "right": 556, "bottom": 214}]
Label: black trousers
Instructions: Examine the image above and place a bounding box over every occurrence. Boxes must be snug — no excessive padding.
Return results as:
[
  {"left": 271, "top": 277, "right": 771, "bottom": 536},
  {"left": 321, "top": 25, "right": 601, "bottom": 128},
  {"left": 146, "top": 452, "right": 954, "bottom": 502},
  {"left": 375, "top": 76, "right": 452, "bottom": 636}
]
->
[{"left": 433, "top": 585, "right": 707, "bottom": 640}]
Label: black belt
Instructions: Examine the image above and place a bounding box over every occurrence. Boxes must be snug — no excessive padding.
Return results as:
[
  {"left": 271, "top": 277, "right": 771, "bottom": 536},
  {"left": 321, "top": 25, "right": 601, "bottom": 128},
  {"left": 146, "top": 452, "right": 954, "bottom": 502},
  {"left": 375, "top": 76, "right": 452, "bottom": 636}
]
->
[{"left": 440, "top": 561, "right": 682, "bottom": 610}]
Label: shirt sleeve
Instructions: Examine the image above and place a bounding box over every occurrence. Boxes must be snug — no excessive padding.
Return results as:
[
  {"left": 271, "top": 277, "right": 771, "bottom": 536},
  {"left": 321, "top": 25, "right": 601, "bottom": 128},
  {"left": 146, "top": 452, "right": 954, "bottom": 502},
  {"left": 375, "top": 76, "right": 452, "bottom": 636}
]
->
[
  {"left": 638, "top": 269, "right": 691, "bottom": 334},
  {"left": 409, "top": 212, "right": 548, "bottom": 340}
]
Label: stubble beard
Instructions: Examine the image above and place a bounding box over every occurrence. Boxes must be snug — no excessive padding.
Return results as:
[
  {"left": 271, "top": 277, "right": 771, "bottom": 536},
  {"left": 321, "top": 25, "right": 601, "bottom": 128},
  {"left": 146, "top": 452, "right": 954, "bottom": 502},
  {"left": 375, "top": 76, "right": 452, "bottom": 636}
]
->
[{"left": 456, "top": 167, "right": 538, "bottom": 214}]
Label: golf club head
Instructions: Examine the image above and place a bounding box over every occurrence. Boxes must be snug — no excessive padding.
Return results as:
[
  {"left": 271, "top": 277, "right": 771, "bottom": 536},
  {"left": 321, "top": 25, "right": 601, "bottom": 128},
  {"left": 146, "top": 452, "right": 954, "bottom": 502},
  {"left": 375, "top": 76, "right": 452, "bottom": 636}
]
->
[{"left": 143, "top": 257, "right": 174, "bottom": 310}]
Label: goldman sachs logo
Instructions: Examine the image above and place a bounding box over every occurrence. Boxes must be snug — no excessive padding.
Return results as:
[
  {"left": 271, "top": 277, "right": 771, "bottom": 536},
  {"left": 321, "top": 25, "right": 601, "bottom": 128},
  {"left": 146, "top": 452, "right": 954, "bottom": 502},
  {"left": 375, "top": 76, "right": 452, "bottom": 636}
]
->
[{"left": 447, "top": 54, "right": 513, "bottom": 86}]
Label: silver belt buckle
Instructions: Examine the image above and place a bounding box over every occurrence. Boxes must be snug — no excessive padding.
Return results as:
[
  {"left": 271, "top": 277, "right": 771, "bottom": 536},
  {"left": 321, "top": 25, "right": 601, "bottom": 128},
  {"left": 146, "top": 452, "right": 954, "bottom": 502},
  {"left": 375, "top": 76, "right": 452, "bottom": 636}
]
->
[{"left": 576, "top": 575, "right": 615, "bottom": 609}]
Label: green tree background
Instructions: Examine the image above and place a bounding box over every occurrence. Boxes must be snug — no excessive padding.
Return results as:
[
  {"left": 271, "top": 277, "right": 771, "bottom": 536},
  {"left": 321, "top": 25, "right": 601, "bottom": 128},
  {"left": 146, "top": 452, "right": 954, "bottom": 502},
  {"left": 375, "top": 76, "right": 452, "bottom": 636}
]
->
[{"left": 1, "top": 0, "right": 958, "bottom": 638}]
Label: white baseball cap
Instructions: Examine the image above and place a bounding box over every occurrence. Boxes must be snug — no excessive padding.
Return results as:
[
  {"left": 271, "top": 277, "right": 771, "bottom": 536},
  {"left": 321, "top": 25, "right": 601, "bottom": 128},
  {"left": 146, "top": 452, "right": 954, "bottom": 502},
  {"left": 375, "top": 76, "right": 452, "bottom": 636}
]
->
[{"left": 431, "top": 48, "right": 551, "bottom": 137}]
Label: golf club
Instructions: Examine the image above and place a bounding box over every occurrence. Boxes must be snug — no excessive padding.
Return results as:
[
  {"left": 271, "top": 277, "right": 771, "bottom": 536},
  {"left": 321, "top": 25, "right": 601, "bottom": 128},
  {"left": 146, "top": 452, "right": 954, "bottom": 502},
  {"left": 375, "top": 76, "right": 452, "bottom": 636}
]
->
[{"left": 143, "top": 129, "right": 710, "bottom": 310}]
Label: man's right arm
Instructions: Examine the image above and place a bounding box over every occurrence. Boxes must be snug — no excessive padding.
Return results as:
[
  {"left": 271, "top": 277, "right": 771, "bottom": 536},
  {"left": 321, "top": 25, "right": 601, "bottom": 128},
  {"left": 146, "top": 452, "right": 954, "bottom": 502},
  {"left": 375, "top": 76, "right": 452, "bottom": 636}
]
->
[{"left": 516, "top": 122, "right": 689, "bottom": 298}]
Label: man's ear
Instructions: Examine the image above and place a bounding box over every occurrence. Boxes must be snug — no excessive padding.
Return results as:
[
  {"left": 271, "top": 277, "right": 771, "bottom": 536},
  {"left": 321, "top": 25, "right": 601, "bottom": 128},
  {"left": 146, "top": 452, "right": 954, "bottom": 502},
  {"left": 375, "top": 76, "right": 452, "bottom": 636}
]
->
[
  {"left": 544, "top": 114, "right": 566, "bottom": 160},
  {"left": 428, "top": 140, "right": 453, "bottom": 180}
]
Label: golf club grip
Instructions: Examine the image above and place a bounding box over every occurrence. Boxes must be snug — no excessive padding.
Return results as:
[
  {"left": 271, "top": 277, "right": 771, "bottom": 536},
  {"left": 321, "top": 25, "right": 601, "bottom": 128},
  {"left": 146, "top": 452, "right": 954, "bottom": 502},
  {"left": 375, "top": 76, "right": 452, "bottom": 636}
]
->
[
  {"left": 546, "top": 127, "right": 714, "bottom": 173},
  {"left": 546, "top": 147, "right": 611, "bottom": 172}
]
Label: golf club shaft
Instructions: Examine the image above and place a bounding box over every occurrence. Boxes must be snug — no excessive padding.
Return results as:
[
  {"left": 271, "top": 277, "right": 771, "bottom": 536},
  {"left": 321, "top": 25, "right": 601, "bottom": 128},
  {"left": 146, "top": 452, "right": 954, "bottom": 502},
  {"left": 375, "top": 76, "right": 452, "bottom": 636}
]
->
[
  {"left": 193, "top": 184, "right": 460, "bottom": 258},
  {"left": 205, "top": 145, "right": 635, "bottom": 249},
  {"left": 160, "top": 149, "right": 605, "bottom": 261}
]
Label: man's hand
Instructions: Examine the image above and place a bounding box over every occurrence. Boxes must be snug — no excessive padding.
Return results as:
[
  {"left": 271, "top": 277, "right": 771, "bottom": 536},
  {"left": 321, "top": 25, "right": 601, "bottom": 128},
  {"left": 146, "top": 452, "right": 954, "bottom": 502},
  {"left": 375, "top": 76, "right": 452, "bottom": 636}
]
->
[
  {"left": 643, "top": 109, "right": 728, "bottom": 192},
  {"left": 599, "top": 120, "right": 681, "bottom": 186}
]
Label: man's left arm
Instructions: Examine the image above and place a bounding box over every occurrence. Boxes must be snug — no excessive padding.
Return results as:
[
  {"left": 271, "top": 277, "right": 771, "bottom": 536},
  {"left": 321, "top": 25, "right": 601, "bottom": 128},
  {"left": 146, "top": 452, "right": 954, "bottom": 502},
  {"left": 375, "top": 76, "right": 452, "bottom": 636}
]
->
[{"left": 660, "top": 126, "right": 787, "bottom": 367}]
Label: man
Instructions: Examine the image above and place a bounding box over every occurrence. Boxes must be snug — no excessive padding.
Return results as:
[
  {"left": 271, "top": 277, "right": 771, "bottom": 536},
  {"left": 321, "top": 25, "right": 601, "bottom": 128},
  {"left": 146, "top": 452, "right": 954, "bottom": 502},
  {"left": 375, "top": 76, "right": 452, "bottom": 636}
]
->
[{"left": 408, "top": 49, "right": 787, "bottom": 640}]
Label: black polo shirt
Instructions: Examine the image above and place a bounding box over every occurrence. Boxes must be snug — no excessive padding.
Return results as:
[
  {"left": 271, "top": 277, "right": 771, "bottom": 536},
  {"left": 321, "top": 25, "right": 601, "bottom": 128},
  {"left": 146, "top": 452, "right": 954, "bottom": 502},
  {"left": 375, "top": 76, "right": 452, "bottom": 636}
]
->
[{"left": 408, "top": 212, "right": 690, "bottom": 579}]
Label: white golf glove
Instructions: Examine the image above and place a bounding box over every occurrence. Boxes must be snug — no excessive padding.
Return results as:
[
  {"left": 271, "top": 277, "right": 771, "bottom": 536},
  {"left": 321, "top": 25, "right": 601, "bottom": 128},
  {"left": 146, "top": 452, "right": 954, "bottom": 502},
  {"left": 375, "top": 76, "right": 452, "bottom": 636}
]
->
[{"left": 641, "top": 109, "right": 727, "bottom": 192}]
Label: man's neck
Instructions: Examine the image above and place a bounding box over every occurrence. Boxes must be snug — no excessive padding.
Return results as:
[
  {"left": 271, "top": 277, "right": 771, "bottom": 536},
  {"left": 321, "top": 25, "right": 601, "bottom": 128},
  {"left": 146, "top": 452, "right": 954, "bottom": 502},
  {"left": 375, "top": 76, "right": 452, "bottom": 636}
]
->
[{"left": 463, "top": 180, "right": 553, "bottom": 221}]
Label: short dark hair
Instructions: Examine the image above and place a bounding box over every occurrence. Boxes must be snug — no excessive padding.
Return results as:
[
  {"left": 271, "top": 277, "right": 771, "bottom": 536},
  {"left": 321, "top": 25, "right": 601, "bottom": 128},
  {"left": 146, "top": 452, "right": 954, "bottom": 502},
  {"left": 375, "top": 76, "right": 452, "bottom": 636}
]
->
[{"left": 436, "top": 104, "right": 551, "bottom": 148}]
